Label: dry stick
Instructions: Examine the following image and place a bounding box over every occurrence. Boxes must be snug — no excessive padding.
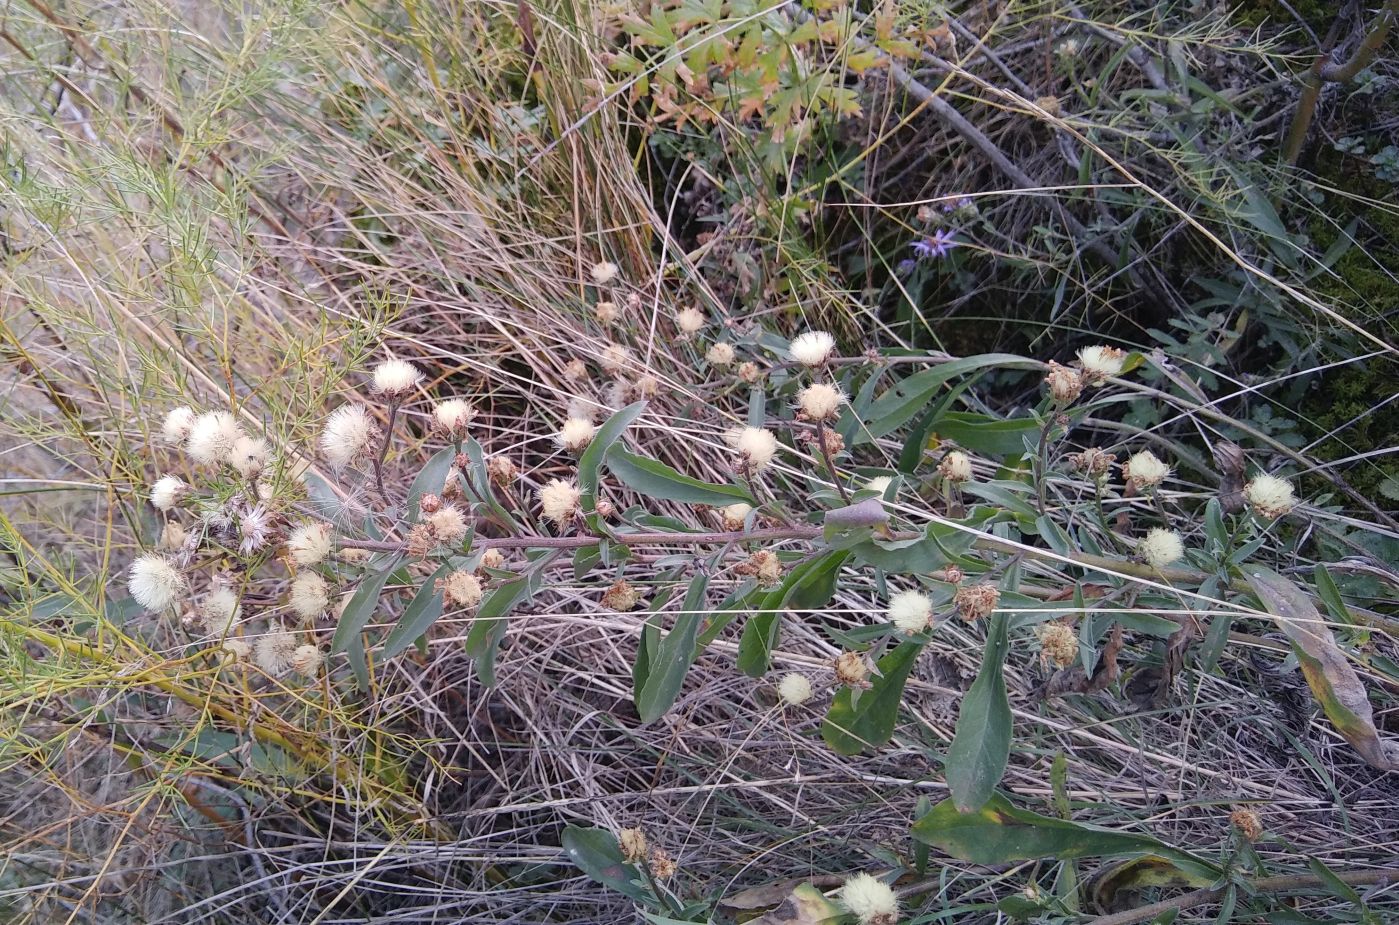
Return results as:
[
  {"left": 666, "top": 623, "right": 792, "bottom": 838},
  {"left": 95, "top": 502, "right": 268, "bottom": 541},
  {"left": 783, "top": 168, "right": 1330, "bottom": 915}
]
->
[{"left": 1087, "top": 867, "right": 1399, "bottom": 925}]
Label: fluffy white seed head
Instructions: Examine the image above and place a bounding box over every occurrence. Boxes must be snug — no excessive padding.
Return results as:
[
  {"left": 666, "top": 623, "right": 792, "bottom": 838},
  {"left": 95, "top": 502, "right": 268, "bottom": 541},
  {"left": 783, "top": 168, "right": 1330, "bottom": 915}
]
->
[
  {"left": 320, "top": 405, "right": 377, "bottom": 469},
  {"left": 433, "top": 399, "right": 475, "bottom": 437},
  {"left": 777, "top": 672, "right": 813, "bottom": 706},
  {"left": 706, "top": 342, "right": 736, "bottom": 367},
  {"left": 600, "top": 343, "right": 631, "bottom": 376},
  {"left": 1123, "top": 450, "right": 1170, "bottom": 492},
  {"left": 162, "top": 406, "right": 197, "bottom": 445},
  {"left": 230, "top": 435, "right": 270, "bottom": 479},
  {"left": 290, "top": 644, "right": 323, "bottom": 678},
  {"left": 200, "top": 587, "right": 241, "bottom": 635},
  {"left": 372, "top": 359, "right": 423, "bottom": 397},
  {"left": 1139, "top": 528, "right": 1184, "bottom": 569},
  {"left": 719, "top": 502, "right": 753, "bottom": 531},
  {"left": 1244, "top": 474, "right": 1295, "bottom": 520},
  {"left": 150, "top": 475, "right": 186, "bottom": 512},
  {"left": 254, "top": 629, "right": 298, "bottom": 676},
  {"left": 556, "top": 417, "right": 596, "bottom": 452},
  {"left": 1078, "top": 345, "right": 1127, "bottom": 383},
  {"left": 726, "top": 426, "right": 779, "bottom": 476},
  {"left": 838, "top": 873, "right": 900, "bottom": 925},
  {"left": 788, "top": 330, "right": 836, "bottom": 367},
  {"left": 128, "top": 555, "right": 186, "bottom": 612},
  {"left": 287, "top": 523, "right": 333, "bottom": 566},
  {"left": 222, "top": 638, "right": 252, "bottom": 662},
  {"left": 426, "top": 505, "right": 469, "bottom": 545},
  {"left": 676, "top": 306, "right": 705, "bottom": 335},
  {"left": 594, "top": 301, "right": 620, "bottom": 325},
  {"left": 289, "top": 572, "right": 330, "bottom": 620},
  {"left": 159, "top": 521, "right": 187, "bottom": 552},
  {"left": 591, "top": 261, "right": 619, "bottom": 285},
  {"left": 440, "top": 570, "right": 484, "bottom": 608},
  {"left": 888, "top": 589, "right": 933, "bottom": 633},
  {"left": 538, "top": 479, "right": 581, "bottom": 528},
  {"left": 939, "top": 450, "right": 973, "bottom": 483},
  {"left": 186, "top": 411, "right": 246, "bottom": 466},
  {"left": 797, "top": 382, "right": 845, "bottom": 421}
]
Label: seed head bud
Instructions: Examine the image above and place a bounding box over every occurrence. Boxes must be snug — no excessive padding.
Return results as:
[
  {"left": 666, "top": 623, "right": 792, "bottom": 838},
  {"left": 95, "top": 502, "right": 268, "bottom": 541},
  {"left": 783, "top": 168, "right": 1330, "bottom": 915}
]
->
[
  {"left": 595, "top": 499, "right": 616, "bottom": 519},
  {"left": 1078, "top": 345, "right": 1126, "bottom": 384},
  {"left": 129, "top": 554, "right": 186, "bottom": 612},
  {"left": 556, "top": 417, "right": 596, "bottom": 453},
  {"left": 777, "top": 672, "right": 814, "bottom": 705},
  {"left": 426, "top": 505, "right": 469, "bottom": 546},
  {"left": 150, "top": 475, "right": 187, "bottom": 512},
  {"left": 633, "top": 375, "right": 661, "bottom": 399},
  {"left": 719, "top": 502, "right": 753, "bottom": 531},
  {"left": 1230, "top": 808, "right": 1264, "bottom": 842},
  {"left": 648, "top": 847, "right": 678, "bottom": 880},
  {"left": 159, "top": 521, "right": 187, "bottom": 552},
  {"left": 943, "top": 564, "right": 965, "bottom": 584},
  {"left": 888, "top": 589, "right": 933, "bottom": 634},
  {"left": 839, "top": 873, "right": 899, "bottom": 925},
  {"left": 1139, "top": 528, "right": 1184, "bottom": 569},
  {"left": 591, "top": 261, "right": 619, "bottom": 285},
  {"left": 676, "top": 306, "right": 705, "bottom": 335},
  {"left": 563, "top": 358, "right": 588, "bottom": 381},
  {"left": 1073, "top": 447, "right": 1116, "bottom": 479},
  {"left": 834, "top": 651, "right": 871, "bottom": 688},
  {"left": 788, "top": 330, "right": 836, "bottom": 368},
  {"left": 419, "top": 492, "right": 442, "bottom": 514},
  {"left": 1123, "top": 450, "right": 1170, "bottom": 492},
  {"left": 736, "top": 549, "right": 783, "bottom": 586},
  {"left": 433, "top": 399, "right": 475, "bottom": 437},
  {"left": 737, "top": 361, "right": 762, "bottom": 384},
  {"left": 600, "top": 343, "right": 630, "bottom": 376},
  {"left": 162, "top": 406, "right": 197, "bottom": 444},
  {"left": 796, "top": 382, "right": 845, "bottom": 421},
  {"left": 538, "top": 479, "right": 581, "bottom": 528},
  {"left": 1244, "top": 474, "right": 1295, "bottom": 520},
  {"left": 372, "top": 358, "right": 423, "bottom": 397},
  {"left": 1036, "top": 622, "right": 1078, "bottom": 668},
  {"left": 1044, "top": 361, "right": 1083, "bottom": 404},
  {"left": 706, "top": 342, "right": 736, "bottom": 367},
  {"left": 954, "top": 583, "right": 999, "bottom": 622},
  {"left": 594, "top": 301, "right": 620, "bottom": 325},
  {"left": 290, "top": 644, "right": 323, "bottom": 677},
  {"left": 438, "top": 570, "right": 483, "bottom": 608},
  {"left": 939, "top": 450, "right": 972, "bottom": 483},
  {"left": 487, "top": 456, "right": 519, "bottom": 485},
  {"left": 601, "top": 579, "right": 642, "bottom": 611},
  {"left": 479, "top": 548, "right": 506, "bottom": 570},
  {"left": 619, "top": 828, "right": 648, "bottom": 863}
]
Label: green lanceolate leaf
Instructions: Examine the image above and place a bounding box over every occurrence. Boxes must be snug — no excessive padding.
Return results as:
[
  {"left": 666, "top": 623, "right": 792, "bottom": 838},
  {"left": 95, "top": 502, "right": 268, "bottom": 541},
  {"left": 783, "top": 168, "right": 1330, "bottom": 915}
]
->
[
  {"left": 635, "top": 574, "right": 708, "bottom": 723},
  {"left": 845, "top": 517, "right": 980, "bottom": 572},
  {"left": 560, "top": 826, "right": 649, "bottom": 902},
  {"left": 380, "top": 562, "right": 450, "bottom": 660},
  {"left": 330, "top": 560, "right": 400, "bottom": 655},
  {"left": 860, "top": 354, "right": 1038, "bottom": 440},
  {"left": 1246, "top": 568, "right": 1396, "bottom": 771},
  {"left": 606, "top": 446, "right": 754, "bottom": 506},
  {"left": 821, "top": 640, "right": 923, "bottom": 755},
  {"left": 580, "top": 400, "right": 647, "bottom": 499},
  {"left": 945, "top": 611, "right": 1011, "bottom": 812},
  {"left": 738, "top": 550, "right": 849, "bottom": 677},
  {"left": 465, "top": 551, "right": 559, "bottom": 686},
  {"left": 405, "top": 446, "right": 457, "bottom": 522},
  {"left": 912, "top": 792, "right": 1218, "bottom": 878}
]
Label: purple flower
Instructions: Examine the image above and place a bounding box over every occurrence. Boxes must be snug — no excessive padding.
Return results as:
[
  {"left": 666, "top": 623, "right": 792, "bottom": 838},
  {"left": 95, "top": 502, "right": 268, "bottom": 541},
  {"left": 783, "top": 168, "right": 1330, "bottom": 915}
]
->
[
  {"left": 911, "top": 229, "right": 958, "bottom": 260},
  {"left": 895, "top": 258, "right": 917, "bottom": 276}
]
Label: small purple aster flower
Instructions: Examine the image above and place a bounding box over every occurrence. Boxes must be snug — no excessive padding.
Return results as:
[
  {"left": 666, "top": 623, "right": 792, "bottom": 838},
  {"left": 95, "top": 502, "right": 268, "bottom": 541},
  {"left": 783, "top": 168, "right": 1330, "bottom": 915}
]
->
[
  {"left": 911, "top": 229, "right": 958, "bottom": 260},
  {"left": 956, "top": 196, "right": 974, "bottom": 211}
]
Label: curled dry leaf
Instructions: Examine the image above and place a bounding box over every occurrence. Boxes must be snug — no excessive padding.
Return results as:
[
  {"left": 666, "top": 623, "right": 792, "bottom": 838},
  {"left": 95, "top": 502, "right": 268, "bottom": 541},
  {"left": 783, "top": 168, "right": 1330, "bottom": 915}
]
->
[
  {"left": 1247, "top": 567, "right": 1398, "bottom": 771},
  {"left": 1039, "top": 622, "right": 1124, "bottom": 698},
  {"left": 1211, "top": 440, "right": 1246, "bottom": 513}
]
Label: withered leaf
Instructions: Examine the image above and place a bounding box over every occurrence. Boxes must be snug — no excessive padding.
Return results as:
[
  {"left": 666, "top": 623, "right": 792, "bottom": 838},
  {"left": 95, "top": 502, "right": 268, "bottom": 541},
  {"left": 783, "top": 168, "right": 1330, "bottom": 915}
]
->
[{"left": 1039, "top": 623, "right": 1123, "bottom": 698}]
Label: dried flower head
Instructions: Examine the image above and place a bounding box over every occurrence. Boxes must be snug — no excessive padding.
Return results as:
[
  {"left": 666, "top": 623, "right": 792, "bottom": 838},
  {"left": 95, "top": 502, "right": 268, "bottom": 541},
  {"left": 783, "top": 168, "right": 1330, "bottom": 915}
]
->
[
  {"left": 943, "top": 563, "right": 965, "bottom": 584},
  {"left": 538, "top": 479, "right": 581, "bottom": 528},
  {"left": 487, "top": 455, "right": 519, "bottom": 485},
  {"left": 187, "top": 411, "right": 246, "bottom": 466},
  {"left": 1244, "top": 474, "right": 1295, "bottom": 520},
  {"left": 706, "top": 342, "right": 736, "bottom": 367},
  {"left": 150, "top": 475, "right": 187, "bottom": 512},
  {"left": 796, "top": 382, "right": 846, "bottom": 421},
  {"left": 230, "top": 435, "right": 270, "bottom": 479},
  {"left": 1139, "top": 528, "right": 1184, "bottom": 569},
  {"left": 479, "top": 548, "right": 506, "bottom": 570},
  {"left": 129, "top": 554, "right": 186, "bottom": 612},
  {"left": 159, "top": 521, "right": 187, "bottom": 552},
  {"left": 419, "top": 493, "right": 442, "bottom": 514},
  {"left": 1073, "top": 447, "right": 1116, "bottom": 479},
  {"left": 433, "top": 399, "right": 475, "bottom": 437},
  {"left": 736, "top": 549, "right": 783, "bottom": 586},
  {"left": 619, "top": 828, "right": 648, "bottom": 863},
  {"left": 601, "top": 580, "right": 642, "bottom": 611},
  {"left": 563, "top": 358, "right": 588, "bottom": 381},
  {"left": 633, "top": 375, "right": 661, "bottom": 400},
  {"left": 1230, "top": 808, "right": 1264, "bottom": 842},
  {"left": 839, "top": 873, "right": 899, "bottom": 925},
  {"left": 676, "top": 306, "right": 705, "bottom": 335},
  {"left": 222, "top": 638, "right": 252, "bottom": 662},
  {"left": 289, "top": 572, "right": 329, "bottom": 620},
  {"left": 439, "top": 570, "right": 483, "bottom": 608},
  {"left": 556, "top": 417, "right": 596, "bottom": 453},
  {"left": 237, "top": 503, "right": 274, "bottom": 556},
  {"left": 888, "top": 589, "right": 933, "bottom": 634},
  {"left": 254, "top": 628, "right": 298, "bottom": 675},
  {"left": 372, "top": 358, "right": 423, "bottom": 397},
  {"left": 1045, "top": 361, "right": 1083, "bottom": 404},
  {"left": 939, "top": 450, "right": 973, "bottom": 483},
  {"left": 737, "top": 361, "right": 762, "bottom": 384},
  {"left": 834, "top": 651, "right": 871, "bottom": 688},
  {"left": 290, "top": 644, "right": 323, "bottom": 678},
  {"left": 287, "top": 523, "right": 333, "bottom": 566},
  {"left": 1123, "top": 450, "right": 1170, "bottom": 492},
  {"left": 591, "top": 261, "right": 619, "bottom": 285},
  {"left": 321, "top": 405, "right": 378, "bottom": 469},
  {"left": 200, "top": 586, "right": 241, "bottom": 635},
  {"left": 954, "top": 583, "right": 999, "bottom": 622},
  {"left": 594, "top": 301, "right": 620, "bottom": 325},
  {"left": 726, "top": 426, "right": 779, "bottom": 477},
  {"left": 788, "top": 330, "right": 836, "bottom": 368},
  {"left": 426, "top": 505, "right": 469, "bottom": 546},
  {"left": 600, "top": 343, "right": 631, "bottom": 377},
  {"left": 648, "top": 847, "right": 678, "bottom": 880},
  {"left": 777, "top": 672, "right": 814, "bottom": 706},
  {"left": 162, "top": 406, "right": 197, "bottom": 445},
  {"left": 719, "top": 502, "right": 753, "bottom": 531},
  {"left": 1078, "top": 345, "right": 1126, "bottom": 384},
  {"left": 1036, "top": 622, "right": 1078, "bottom": 668}
]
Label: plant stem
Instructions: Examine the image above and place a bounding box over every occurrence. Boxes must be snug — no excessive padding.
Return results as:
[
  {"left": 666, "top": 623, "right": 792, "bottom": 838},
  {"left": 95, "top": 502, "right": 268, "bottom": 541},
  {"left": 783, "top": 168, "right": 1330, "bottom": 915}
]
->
[
  {"left": 814, "top": 419, "right": 851, "bottom": 504},
  {"left": 373, "top": 400, "right": 400, "bottom": 505}
]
